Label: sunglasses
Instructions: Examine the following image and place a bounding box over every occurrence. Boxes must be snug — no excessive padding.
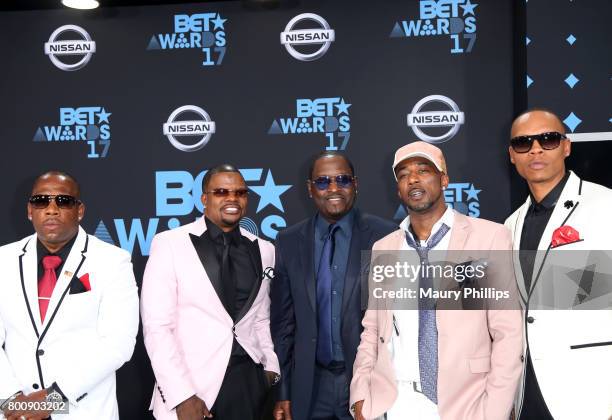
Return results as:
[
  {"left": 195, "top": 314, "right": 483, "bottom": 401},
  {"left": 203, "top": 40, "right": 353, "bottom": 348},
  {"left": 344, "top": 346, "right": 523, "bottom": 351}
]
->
[
  {"left": 510, "top": 131, "right": 567, "bottom": 153},
  {"left": 310, "top": 174, "right": 355, "bottom": 191},
  {"left": 205, "top": 188, "right": 249, "bottom": 198},
  {"left": 29, "top": 194, "right": 82, "bottom": 209}
]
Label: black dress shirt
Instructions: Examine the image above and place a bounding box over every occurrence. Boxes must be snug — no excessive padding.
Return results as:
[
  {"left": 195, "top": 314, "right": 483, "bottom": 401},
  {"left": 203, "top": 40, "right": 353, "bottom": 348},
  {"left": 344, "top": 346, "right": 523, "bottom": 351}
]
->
[
  {"left": 204, "top": 217, "right": 259, "bottom": 358},
  {"left": 519, "top": 172, "right": 569, "bottom": 420},
  {"left": 36, "top": 234, "right": 77, "bottom": 281}
]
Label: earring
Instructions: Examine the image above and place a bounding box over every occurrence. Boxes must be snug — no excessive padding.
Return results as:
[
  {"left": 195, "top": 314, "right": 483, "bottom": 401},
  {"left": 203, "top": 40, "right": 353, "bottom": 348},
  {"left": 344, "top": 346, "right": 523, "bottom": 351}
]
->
[{"left": 28, "top": 216, "right": 32, "bottom": 220}]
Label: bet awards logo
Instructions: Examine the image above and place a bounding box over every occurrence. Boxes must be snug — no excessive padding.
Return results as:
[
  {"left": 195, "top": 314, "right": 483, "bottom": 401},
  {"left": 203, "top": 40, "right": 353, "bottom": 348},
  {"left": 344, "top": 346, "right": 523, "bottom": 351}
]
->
[
  {"left": 269, "top": 97, "right": 351, "bottom": 150},
  {"left": 45, "top": 25, "right": 96, "bottom": 71},
  {"left": 147, "top": 13, "right": 227, "bottom": 66},
  {"left": 394, "top": 182, "right": 481, "bottom": 220},
  {"left": 163, "top": 105, "right": 216, "bottom": 152},
  {"left": 281, "top": 13, "right": 335, "bottom": 61},
  {"left": 390, "top": 0, "right": 478, "bottom": 54},
  {"left": 407, "top": 95, "right": 464, "bottom": 144},
  {"left": 94, "top": 169, "right": 292, "bottom": 256},
  {"left": 32, "top": 107, "right": 111, "bottom": 159}
]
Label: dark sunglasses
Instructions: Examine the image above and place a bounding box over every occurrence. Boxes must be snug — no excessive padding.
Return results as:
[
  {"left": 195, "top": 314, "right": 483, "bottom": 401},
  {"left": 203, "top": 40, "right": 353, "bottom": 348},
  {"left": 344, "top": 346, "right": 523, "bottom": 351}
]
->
[
  {"left": 205, "top": 188, "right": 249, "bottom": 198},
  {"left": 29, "top": 194, "right": 82, "bottom": 209},
  {"left": 510, "top": 131, "right": 567, "bottom": 153},
  {"left": 310, "top": 174, "right": 355, "bottom": 191}
]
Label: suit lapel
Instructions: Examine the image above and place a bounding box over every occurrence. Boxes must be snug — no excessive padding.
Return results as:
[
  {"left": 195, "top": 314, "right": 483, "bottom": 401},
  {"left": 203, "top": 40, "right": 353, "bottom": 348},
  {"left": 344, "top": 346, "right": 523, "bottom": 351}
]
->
[
  {"left": 511, "top": 200, "right": 531, "bottom": 303},
  {"left": 234, "top": 236, "right": 263, "bottom": 324},
  {"left": 342, "top": 211, "right": 372, "bottom": 318},
  {"left": 299, "top": 217, "right": 317, "bottom": 313},
  {"left": 530, "top": 172, "right": 582, "bottom": 293},
  {"left": 19, "top": 236, "right": 41, "bottom": 337},
  {"left": 189, "top": 231, "right": 231, "bottom": 316},
  {"left": 448, "top": 211, "right": 470, "bottom": 250},
  {"left": 42, "top": 228, "right": 88, "bottom": 332}
]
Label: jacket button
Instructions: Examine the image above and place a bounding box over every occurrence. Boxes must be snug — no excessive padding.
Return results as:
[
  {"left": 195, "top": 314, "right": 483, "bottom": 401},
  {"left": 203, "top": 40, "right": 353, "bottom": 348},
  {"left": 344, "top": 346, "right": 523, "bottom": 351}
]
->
[
  {"left": 37, "top": 349, "right": 45, "bottom": 356},
  {"left": 380, "top": 337, "right": 384, "bottom": 343},
  {"left": 33, "top": 384, "right": 40, "bottom": 389},
  {"left": 527, "top": 316, "right": 535, "bottom": 324},
  {"left": 312, "top": 338, "right": 316, "bottom": 343},
  {"left": 520, "top": 355, "right": 525, "bottom": 362}
]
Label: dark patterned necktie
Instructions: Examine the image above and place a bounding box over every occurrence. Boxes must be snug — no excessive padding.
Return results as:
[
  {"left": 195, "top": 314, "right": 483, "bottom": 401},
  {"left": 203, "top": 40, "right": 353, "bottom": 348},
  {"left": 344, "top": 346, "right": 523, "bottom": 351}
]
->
[
  {"left": 316, "top": 224, "right": 338, "bottom": 366},
  {"left": 404, "top": 223, "right": 450, "bottom": 404}
]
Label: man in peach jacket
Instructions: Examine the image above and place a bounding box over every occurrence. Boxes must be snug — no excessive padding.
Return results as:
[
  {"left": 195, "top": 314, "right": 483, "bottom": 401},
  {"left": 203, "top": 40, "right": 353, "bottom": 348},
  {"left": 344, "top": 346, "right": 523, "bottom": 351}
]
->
[{"left": 351, "top": 142, "right": 523, "bottom": 420}]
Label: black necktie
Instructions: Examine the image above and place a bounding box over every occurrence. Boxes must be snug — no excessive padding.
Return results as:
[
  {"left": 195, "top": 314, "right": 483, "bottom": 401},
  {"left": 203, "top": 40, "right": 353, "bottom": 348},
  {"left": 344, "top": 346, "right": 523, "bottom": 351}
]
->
[{"left": 221, "top": 233, "right": 236, "bottom": 318}]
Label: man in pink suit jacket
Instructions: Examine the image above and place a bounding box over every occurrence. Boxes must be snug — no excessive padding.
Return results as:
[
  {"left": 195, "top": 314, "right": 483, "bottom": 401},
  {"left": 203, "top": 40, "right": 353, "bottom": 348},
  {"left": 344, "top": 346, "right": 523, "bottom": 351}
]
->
[
  {"left": 351, "top": 142, "right": 523, "bottom": 420},
  {"left": 141, "top": 164, "right": 280, "bottom": 420}
]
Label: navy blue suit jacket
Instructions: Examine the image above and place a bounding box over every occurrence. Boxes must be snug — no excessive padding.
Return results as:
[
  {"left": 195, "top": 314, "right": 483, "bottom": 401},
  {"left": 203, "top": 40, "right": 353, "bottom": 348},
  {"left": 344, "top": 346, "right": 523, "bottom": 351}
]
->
[{"left": 270, "top": 209, "right": 396, "bottom": 419}]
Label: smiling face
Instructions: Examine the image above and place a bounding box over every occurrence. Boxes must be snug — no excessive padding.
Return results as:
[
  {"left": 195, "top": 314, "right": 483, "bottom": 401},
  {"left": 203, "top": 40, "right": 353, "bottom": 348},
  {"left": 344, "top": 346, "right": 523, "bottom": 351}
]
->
[
  {"left": 202, "top": 171, "right": 248, "bottom": 232},
  {"left": 28, "top": 173, "right": 84, "bottom": 253},
  {"left": 395, "top": 156, "right": 448, "bottom": 214},
  {"left": 509, "top": 110, "right": 570, "bottom": 185},
  {"left": 307, "top": 155, "right": 358, "bottom": 224}
]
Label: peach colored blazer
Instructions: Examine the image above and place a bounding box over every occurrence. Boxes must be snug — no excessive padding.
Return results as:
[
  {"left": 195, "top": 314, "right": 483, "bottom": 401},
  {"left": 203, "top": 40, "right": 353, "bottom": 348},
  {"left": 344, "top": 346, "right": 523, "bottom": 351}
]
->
[{"left": 351, "top": 211, "right": 523, "bottom": 420}]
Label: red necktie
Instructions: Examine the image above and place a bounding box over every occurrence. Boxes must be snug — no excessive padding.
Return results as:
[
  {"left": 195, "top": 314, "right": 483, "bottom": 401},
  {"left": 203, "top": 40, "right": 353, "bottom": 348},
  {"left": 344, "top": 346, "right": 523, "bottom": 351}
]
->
[{"left": 39, "top": 255, "right": 62, "bottom": 322}]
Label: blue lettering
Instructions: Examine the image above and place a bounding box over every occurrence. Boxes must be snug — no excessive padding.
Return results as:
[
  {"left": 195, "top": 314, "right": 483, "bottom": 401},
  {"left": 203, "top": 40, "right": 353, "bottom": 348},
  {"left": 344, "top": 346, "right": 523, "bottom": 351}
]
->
[
  {"left": 156, "top": 171, "right": 195, "bottom": 216},
  {"left": 261, "top": 215, "right": 286, "bottom": 240},
  {"left": 114, "top": 218, "right": 159, "bottom": 256}
]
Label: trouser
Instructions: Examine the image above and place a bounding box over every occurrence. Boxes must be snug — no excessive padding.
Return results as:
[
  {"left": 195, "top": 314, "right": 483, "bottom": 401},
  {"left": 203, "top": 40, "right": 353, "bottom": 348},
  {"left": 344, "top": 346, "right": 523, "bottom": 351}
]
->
[
  {"left": 309, "top": 364, "right": 353, "bottom": 420},
  {"left": 212, "top": 355, "right": 269, "bottom": 420},
  {"left": 385, "top": 380, "right": 440, "bottom": 420}
]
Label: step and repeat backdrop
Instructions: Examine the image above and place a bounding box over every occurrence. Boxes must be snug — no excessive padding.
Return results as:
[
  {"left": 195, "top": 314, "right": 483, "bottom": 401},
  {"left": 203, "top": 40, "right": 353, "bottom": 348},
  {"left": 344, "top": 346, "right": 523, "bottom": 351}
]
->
[{"left": 0, "top": 0, "right": 608, "bottom": 418}]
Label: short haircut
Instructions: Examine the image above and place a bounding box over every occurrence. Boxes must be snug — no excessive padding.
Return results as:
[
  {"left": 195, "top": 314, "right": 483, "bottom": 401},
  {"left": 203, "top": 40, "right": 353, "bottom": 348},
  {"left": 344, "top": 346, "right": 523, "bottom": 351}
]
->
[
  {"left": 512, "top": 108, "right": 566, "bottom": 134},
  {"left": 308, "top": 151, "right": 355, "bottom": 180},
  {"left": 202, "top": 164, "right": 243, "bottom": 191},
  {"left": 32, "top": 170, "right": 81, "bottom": 198}
]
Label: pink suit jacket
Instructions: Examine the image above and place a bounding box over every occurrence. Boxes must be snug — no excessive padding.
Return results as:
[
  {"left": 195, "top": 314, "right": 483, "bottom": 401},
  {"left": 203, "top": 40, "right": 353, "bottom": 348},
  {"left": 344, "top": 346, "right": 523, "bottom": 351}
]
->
[
  {"left": 350, "top": 211, "right": 523, "bottom": 420},
  {"left": 141, "top": 217, "right": 280, "bottom": 419}
]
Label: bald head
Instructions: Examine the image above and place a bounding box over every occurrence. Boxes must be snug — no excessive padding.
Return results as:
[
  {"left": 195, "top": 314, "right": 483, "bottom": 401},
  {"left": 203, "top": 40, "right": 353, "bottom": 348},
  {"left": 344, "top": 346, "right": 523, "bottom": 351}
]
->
[
  {"left": 511, "top": 109, "right": 566, "bottom": 138},
  {"left": 32, "top": 171, "right": 80, "bottom": 198}
]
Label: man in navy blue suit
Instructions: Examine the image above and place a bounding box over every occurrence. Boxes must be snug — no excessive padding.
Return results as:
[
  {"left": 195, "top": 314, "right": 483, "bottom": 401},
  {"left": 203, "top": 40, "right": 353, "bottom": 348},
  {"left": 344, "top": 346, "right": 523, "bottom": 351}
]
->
[{"left": 271, "top": 151, "right": 396, "bottom": 420}]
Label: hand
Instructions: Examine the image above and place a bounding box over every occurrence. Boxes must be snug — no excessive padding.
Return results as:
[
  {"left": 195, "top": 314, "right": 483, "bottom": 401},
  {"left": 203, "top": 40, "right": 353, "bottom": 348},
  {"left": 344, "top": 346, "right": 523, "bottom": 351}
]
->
[
  {"left": 273, "top": 400, "right": 292, "bottom": 420},
  {"left": 4, "top": 390, "right": 53, "bottom": 420},
  {"left": 176, "top": 395, "right": 212, "bottom": 420},
  {"left": 264, "top": 370, "right": 277, "bottom": 387},
  {"left": 353, "top": 400, "right": 365, "bottom": 420}
]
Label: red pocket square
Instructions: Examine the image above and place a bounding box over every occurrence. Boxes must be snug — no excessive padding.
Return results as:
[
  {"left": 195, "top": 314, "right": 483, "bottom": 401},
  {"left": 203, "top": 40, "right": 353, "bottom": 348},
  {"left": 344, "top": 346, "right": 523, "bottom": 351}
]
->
[
  {"left": 551, "top": 225, "right": 581, "bottom": 248},
  {"left": 79, "top": 273, "right": 91, "bottom": 291}
]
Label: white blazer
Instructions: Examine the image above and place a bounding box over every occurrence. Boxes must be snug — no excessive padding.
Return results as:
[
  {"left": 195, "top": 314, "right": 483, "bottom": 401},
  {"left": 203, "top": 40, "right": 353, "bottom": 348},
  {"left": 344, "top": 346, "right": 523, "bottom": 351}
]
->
[
  {"left": 505, "top": 171, "right": 612, "bottom": 419},
  {"left": 0, "top": 227, "right": 139, "bottom": 420}
]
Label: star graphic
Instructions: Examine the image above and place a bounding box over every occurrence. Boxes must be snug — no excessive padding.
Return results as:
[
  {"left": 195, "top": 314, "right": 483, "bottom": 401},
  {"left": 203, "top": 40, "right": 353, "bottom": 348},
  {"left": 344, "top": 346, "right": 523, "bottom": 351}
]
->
[
  {"left": 249, "top": 171, "right": 292, "bottom": 213},
  {"left": 212, "top": 14, "right": 227, "bottom": 30},
  {"left": 465, "top": 184, "right": 481, "bottom": 201},
  {"left": 97, "top": 108, "right": 111, "bottom": 124},
  {"left": 461, "top": 0, "right": 478, "bottom": 16},
  {"left": 335, "top": 98, "right": 351, "bottom": 115}
]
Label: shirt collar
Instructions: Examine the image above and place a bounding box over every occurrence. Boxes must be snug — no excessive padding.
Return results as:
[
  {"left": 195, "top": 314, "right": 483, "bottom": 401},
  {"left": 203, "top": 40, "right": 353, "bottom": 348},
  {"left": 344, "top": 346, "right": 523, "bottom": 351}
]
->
[
  {"left": 315, "top": 208, "right": 355, "bottom": 240},
  {"left": 205, "top": 216, "right": 242, "bottom": 245},
  {"left": 37, "top": 233, "right": 77, "bottom": 264},
  {"left": 400, "top": 205, "right": 454, "bottom": 243},
  {"left": 529, "top": 171, "right": 570, "bottom": 211}
]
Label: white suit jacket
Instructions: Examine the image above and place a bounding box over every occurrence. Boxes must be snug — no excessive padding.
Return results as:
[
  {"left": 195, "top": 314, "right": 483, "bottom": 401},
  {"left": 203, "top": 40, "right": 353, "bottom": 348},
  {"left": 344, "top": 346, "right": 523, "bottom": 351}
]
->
[
  {"left": 505, "top": 171, "right": 612, "bottom": 419},
  {"left": 0, "top": 227, "right": 139, "bottom": 419}
]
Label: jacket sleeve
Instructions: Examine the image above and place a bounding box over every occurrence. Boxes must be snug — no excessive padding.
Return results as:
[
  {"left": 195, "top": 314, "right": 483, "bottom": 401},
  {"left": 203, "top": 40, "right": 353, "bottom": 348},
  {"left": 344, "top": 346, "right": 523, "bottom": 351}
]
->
[
  {"left": 269, "top": 236, "right": 295, "bottom": 401},
  {"left": 483, "top": 225, "right": 524, "bottom": 420},
  {"left": 141, "top": 234, "right": 197, "bottom": 410},
  {"left": 55, "top": 247, "right": 139, "bottom": 407},
  {"left": 253, "top": 241, "right": 280, "bottom": 375},
  {"left": 0, "top": 309, "right": 22, "bottom": 398}
]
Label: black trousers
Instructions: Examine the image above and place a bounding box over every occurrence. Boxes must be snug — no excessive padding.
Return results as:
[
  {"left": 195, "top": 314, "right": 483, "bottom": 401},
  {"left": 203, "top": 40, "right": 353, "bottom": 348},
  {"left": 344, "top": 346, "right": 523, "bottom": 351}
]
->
[{"left": 212, "top": 355, "right": 270, "bottom": 420}]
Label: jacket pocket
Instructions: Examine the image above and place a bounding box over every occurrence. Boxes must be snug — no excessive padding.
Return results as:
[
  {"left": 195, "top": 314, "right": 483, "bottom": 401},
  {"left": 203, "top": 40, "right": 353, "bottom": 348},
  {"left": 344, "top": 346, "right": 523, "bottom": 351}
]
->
[
  {"left": 570, "top": 341, "right": 612, "bottom": 350},
  {"left": 468, "top": 356, "right": 491, "bottom": 373}
]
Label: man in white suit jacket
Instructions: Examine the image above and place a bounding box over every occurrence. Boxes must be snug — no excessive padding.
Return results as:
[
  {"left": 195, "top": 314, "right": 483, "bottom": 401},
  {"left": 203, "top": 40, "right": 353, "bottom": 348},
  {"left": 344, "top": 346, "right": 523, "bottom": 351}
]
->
[
  {"left": 505, "top": 110, "right": 612, "bottom": 420},
  {"left": 141, "top": 164, "right": 280, "bottom": 420},
  {"left": 0, "top": 171, "right": 139, "bottom": 420}
]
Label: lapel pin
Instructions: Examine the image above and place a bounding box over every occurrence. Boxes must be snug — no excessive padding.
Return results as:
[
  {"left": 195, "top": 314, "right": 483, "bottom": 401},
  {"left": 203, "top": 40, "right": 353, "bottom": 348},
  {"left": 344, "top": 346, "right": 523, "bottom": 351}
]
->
[{"left": 564, "top": 200, "right": 574, "bottom": 209}]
